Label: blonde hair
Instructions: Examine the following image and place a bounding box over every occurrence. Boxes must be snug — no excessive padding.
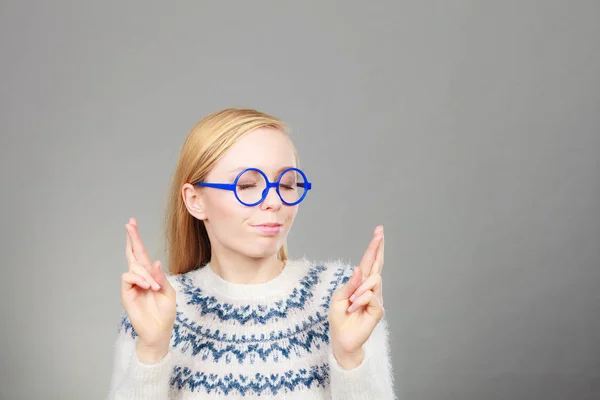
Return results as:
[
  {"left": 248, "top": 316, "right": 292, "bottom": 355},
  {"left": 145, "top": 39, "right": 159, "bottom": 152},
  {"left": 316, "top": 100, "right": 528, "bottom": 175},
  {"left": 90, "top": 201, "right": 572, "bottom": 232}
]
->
[{"left": 163, "top": 107, "right": 295, "bottom": 275}]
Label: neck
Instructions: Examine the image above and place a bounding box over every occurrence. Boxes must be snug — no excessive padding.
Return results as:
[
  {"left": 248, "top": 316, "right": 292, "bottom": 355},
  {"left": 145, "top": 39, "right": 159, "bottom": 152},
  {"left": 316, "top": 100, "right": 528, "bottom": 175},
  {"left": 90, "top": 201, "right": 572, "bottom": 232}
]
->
[{"left": 209, "top": 250, "right": 284, "bottom": 284}]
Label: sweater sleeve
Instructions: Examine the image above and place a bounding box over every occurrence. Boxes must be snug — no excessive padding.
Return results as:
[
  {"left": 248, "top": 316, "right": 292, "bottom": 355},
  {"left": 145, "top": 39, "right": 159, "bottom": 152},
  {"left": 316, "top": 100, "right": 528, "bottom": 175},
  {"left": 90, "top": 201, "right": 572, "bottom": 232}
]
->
[
  {"left": 107, "top": 313, "right": 173, "bottom": 400},
  {"left": 328, "top": 316, "right": 397, "bottom": 399}
]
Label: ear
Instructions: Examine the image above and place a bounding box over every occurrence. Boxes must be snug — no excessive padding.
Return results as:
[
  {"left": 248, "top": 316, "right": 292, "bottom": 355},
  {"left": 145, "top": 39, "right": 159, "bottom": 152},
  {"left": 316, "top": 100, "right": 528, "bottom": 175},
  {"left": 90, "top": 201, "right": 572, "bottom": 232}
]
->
[{"left": 182, "top": 183, "right": 207, "bottom": 220}]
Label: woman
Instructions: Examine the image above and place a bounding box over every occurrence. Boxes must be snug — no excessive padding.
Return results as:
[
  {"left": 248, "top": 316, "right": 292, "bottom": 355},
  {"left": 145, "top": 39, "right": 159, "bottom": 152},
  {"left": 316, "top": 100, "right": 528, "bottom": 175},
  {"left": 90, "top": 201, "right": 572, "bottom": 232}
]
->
[{"left": 108, "top": 108, "right": 396, "bottom": 399}]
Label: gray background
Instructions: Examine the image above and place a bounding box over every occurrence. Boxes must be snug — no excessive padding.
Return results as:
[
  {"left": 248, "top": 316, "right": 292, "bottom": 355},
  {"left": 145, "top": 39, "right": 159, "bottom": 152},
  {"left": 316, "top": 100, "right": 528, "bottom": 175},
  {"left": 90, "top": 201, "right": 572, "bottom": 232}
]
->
[{"left": 1, "top": 1, "right": 599, "bottom": 399}]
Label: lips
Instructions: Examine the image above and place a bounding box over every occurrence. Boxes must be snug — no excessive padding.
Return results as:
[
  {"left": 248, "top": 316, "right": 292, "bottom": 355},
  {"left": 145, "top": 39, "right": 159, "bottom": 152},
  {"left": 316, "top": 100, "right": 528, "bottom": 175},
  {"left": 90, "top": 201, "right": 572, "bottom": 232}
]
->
[{"left": 252, "top": 223, "right": 283, "bottom": 235}]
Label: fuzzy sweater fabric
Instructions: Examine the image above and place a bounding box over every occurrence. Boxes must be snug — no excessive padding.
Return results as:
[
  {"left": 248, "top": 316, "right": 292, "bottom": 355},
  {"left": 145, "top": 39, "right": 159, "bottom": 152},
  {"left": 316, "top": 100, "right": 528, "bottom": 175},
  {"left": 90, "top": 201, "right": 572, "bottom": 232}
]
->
[{"left": 108, "top": 258, "right": 396, "bottom": 399}]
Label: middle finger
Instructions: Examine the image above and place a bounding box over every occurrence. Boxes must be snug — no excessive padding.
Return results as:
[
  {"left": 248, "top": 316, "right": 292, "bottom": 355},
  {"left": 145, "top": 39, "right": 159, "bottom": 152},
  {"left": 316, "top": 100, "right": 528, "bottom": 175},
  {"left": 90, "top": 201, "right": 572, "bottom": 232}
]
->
[
  {"left": 125, "top": 229, "right": 136, "bottom": 266},
  {"left": 371, "top": 230, "right": 385, "bottom": 276},
  {"left": 358, "top": 226, "right": 383, "bottom": 279},
  {"left": 126, "top": 219, "right": 152, "bottom": 268}
]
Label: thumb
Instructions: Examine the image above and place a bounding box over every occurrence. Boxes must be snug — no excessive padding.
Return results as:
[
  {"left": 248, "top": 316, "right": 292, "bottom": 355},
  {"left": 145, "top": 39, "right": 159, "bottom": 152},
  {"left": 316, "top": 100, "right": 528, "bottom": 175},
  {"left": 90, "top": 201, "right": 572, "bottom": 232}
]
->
[{"left": 332, "top": 266, "right": 362, "bottom": 301}]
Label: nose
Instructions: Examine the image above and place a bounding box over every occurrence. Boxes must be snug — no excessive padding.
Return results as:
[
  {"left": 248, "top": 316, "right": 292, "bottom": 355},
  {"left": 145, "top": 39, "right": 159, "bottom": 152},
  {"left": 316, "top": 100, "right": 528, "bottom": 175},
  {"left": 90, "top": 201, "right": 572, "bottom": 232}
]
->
[{"left": 260, "top": 185, "right": 282, "bottom": 210}]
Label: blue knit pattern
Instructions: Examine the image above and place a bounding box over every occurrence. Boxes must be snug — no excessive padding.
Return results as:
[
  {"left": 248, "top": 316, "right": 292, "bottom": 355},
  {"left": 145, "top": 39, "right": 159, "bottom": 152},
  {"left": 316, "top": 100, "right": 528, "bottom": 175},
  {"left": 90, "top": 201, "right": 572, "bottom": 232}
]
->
[
  {"left": 118, "top": 261, "right": 353, "bottom": 396},
  {"left": 176, "top": 263, "right": 328, "bottom": 325},
  {"left": 320, "top": 262, "right": 353, "bottom": 309},
  {"left": 169, "top": 363, "right": 331, "bottom": 395}
]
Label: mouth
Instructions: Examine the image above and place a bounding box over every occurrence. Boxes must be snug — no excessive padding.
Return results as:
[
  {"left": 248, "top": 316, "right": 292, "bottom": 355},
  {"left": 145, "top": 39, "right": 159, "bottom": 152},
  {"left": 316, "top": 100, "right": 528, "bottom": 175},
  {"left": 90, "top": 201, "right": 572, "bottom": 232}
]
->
[
  {"left": 254, "top": 223, "right": 283, "bottom": 227},
  {"left": 252, "top": 223, "right": 283, "bottom": 235}
]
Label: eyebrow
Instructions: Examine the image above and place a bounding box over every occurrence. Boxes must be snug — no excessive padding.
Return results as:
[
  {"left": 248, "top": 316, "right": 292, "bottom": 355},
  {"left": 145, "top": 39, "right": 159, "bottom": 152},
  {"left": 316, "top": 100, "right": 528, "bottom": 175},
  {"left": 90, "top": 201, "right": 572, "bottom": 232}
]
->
[{"left": 227, "top": 166, "right": 296, "bottom": 175}]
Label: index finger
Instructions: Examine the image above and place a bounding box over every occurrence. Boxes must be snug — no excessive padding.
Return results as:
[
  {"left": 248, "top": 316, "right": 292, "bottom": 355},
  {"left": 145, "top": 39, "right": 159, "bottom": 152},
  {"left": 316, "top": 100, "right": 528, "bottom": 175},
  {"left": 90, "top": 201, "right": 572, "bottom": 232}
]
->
[
  {"left": 371, "top": 230, "right": 384, "bottom": 276},
  {"left": 125, "top": 229, "right": 136, "bottom": 267},
  {"left": 126, "top": 218, "right": 152, "bottom": 267},
  {"left": 358, "top": 225, "right": 383, "bottom": 279}
]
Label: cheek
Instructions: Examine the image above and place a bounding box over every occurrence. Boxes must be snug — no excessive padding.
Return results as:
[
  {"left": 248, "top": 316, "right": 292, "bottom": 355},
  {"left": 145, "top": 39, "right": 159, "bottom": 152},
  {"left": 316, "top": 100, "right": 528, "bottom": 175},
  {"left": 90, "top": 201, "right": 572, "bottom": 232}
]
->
[
  {"left": 283, "top": 206, "right": 299, "bottom": 227},
  {"left": 205, "top": 192, "right": 253, "bottom": 224}
]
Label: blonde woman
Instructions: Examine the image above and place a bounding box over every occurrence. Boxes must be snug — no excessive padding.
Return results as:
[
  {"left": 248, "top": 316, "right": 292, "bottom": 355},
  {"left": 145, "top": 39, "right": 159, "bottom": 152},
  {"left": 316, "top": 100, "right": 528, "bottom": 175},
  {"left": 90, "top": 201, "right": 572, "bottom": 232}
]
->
[{"left": 108, "top": 108, "right": 395, "bottom": 399}]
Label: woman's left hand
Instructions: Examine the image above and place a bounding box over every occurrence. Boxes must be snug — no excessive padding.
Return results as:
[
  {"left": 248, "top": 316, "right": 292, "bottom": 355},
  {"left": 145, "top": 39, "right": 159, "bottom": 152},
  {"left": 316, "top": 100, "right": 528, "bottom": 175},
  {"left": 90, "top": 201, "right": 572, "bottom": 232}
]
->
[{"left": 328, "top": 225, "right": 385, "bottom": 369}]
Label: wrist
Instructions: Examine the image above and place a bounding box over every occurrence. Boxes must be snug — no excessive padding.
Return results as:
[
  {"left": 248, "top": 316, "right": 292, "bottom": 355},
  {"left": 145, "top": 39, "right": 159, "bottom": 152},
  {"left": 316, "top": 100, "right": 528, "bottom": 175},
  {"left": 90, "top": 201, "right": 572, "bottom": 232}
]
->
[
  {"left": 136, "top": 340, "right": 169, "bottom": 364},
  {"left": 333, "top": 346, "right": 365, "bottom": 370}
]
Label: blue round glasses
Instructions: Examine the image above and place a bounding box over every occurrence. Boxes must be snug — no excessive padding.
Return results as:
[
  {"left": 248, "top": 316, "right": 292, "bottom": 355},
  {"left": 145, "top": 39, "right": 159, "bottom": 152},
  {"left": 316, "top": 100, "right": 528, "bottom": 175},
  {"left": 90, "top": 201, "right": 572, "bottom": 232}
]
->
[{"left": 195, "top": 167, "right": 312, "bottom": 207}]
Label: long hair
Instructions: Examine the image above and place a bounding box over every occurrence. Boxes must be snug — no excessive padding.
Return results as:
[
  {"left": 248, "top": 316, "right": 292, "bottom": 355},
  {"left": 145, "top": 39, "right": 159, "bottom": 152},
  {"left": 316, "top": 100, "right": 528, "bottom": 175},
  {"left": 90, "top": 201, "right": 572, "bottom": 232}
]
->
[{"left": 163, "top": 107, "right": 295, "bottom": 275}]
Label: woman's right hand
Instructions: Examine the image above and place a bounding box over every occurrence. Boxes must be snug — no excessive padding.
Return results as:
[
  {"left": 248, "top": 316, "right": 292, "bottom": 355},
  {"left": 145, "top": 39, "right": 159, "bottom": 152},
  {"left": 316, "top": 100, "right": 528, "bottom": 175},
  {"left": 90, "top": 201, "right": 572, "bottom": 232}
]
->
[{"left": 121, "top": 217, "right": 176, "bottom": 364}]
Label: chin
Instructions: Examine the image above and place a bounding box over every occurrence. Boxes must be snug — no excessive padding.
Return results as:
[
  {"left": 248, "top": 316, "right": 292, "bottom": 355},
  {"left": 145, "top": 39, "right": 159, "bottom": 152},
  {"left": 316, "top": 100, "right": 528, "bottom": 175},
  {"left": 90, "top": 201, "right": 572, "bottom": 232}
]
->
[
  {"left": 244, "top": 243, "right": 282, "bottom": 259},
  {"left": 245, "top": 251, "right": 279, "bottom": 261}
]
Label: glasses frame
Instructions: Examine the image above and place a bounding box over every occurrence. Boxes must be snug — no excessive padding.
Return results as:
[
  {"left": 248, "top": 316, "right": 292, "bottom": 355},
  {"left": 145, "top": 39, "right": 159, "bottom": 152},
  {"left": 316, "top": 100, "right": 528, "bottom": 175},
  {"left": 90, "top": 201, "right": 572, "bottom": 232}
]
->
[{"left": 195, "top": 167, "right": 312, "bottom": 207}]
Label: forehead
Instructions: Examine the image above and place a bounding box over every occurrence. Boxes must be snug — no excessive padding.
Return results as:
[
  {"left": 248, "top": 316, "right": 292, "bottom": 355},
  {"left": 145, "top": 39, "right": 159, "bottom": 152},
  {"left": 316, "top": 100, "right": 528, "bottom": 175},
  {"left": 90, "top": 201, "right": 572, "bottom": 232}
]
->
[{"left": 211, "top": 128, "right": 297, "bottom": 176}]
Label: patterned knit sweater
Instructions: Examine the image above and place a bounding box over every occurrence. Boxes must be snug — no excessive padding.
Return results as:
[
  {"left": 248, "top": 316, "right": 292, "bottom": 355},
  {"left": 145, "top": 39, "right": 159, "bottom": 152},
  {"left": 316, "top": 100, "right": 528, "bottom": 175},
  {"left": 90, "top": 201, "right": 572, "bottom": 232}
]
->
[{"left": 108, "top": 258, "right": 396, "bottom": 399}]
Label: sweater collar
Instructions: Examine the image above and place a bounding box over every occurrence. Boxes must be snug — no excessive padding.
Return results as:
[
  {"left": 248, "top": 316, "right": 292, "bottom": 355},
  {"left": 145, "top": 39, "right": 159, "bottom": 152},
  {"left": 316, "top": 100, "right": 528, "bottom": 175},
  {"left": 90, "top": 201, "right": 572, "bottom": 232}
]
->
[{"left": 189, "top": 258, "right": 309, "bottom": 301}]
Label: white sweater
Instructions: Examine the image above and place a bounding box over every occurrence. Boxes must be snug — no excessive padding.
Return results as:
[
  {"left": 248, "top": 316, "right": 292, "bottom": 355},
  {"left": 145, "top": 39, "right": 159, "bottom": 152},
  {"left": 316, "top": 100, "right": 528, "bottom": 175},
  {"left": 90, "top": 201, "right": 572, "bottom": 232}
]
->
[{"left": 108, "top": 258, "right": 396, "bottom": 399}]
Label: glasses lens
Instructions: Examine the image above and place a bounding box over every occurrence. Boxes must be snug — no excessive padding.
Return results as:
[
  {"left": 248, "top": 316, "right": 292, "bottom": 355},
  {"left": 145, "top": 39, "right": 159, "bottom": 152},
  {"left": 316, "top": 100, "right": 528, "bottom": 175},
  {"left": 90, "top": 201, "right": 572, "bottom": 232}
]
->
[
  {"left": 235, "top": 170, "right": 267, "bottom": 204},
  {"left": 279, "top": 169, "right": 306, "bottom": 204}
]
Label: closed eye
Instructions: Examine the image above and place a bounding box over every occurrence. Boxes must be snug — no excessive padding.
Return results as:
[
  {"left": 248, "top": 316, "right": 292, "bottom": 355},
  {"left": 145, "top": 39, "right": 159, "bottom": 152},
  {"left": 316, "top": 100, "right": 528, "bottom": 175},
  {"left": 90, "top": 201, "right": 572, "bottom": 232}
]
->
[{"left": 237, "top": 184, "right": 257, "bottom": 190}]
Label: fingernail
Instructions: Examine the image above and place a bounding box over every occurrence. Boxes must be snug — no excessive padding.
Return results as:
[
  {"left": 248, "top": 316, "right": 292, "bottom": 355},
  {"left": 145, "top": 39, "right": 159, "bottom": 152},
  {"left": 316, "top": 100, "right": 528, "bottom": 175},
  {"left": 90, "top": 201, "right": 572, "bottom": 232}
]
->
[
  {"left": 347, "top": 304, "right": 355, "bottom": 313},
  {"left": 349, "top": 294, "right": 356, "bottom": 302},
  {"left": 152, "top": 283, "right": 161, "bottom": 290}
]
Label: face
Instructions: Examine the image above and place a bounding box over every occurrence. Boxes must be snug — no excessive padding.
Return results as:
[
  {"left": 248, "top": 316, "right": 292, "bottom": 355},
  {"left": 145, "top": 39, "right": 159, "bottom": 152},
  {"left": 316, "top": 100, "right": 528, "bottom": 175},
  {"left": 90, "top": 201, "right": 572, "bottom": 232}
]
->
[{"left": 183, "top": 128, "right": 300, "bottom": 260}]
